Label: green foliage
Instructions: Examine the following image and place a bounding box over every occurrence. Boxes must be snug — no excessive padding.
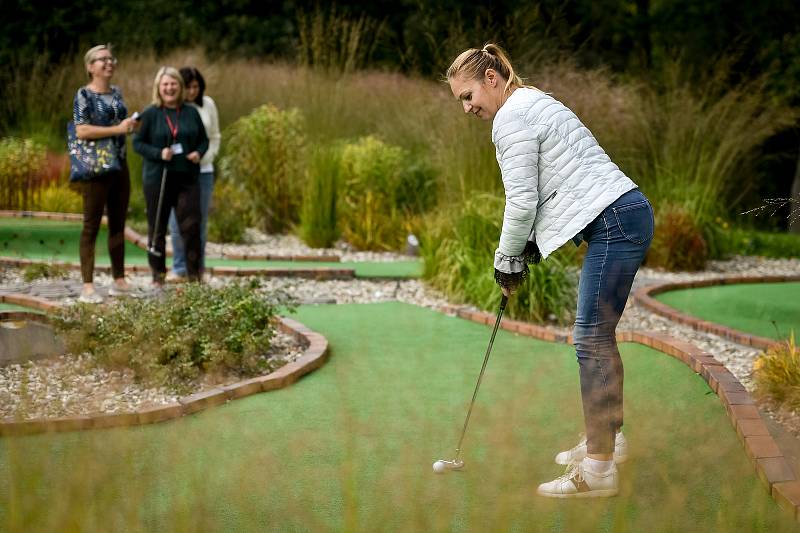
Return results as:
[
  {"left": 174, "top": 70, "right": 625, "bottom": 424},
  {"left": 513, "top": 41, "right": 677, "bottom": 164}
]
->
[
  {"left": 421, "top": 194, "right": 578, "bottom": 325},
  {"left": 0, "top": 137, "right": 46, "bottom": 210},
  {"left": 217, "top": 104, "right": 306, "bottom": 233},
  {"left": 627, "top": 67, "right": 797, "bottom": 225},
  {"left": 52, "top": 281, "right": 296, "bottom": 394},
  {"left": 207, "top": 180, "right": 252, "bottom": 244},
  {"left": 299, "top": 145, "right": 340, "bottom": 248},
  {"left": 754, "top": 333, "right": 800, "bottom": 410},
  {"left": 21, "top": 262, "right": 69, "bottom": 282},
  {"left": 339, "top": 136, "right": 437, "bottom": 251},
  {"left": 706, "top": 221, "right": 800, "bottom": 260},
  {"left": 32, "top": 184, "right": 82, "bottom": 213}
]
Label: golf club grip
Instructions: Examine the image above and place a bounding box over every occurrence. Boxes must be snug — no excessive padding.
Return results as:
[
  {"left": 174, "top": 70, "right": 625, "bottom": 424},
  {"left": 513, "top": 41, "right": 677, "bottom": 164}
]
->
[{"left": 500, "top": 294, "right": 508, "bottom": 311}]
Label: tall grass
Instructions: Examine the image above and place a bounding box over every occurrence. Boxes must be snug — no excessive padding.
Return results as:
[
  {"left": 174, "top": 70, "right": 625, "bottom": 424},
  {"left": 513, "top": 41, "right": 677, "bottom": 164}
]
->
[{"left": 299, "top": 145, "right": 341, "bottom": 248}]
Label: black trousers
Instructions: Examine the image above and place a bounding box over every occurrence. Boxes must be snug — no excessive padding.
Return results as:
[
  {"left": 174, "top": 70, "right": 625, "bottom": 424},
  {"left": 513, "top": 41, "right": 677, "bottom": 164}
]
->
[
  {"left": 80, "top": 163, "right": 130, "bottom": 283},
  {"left": 143, "top": 170, "right": 201, "bottom": 282}
]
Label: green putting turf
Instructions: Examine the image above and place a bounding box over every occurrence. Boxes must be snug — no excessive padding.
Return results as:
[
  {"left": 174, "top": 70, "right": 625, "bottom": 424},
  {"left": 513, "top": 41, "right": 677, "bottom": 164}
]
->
[
  {"left": 656, "top": 282, "right": 800, "bottom": 340},
  {"left": 0, "top": 218, "right": 421, "bottom": 278},
  {"left": 0, "top": 303, "right": 43, "bottom": 314},
  {"left": 0, "top": 302, "right": 793, "bottom": 531}
]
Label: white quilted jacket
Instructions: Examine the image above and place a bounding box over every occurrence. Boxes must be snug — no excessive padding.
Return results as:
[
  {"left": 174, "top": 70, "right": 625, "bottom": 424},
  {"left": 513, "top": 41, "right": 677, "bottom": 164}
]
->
[{"left": 492, "top": 87, "right": 637, "bottom": 273}]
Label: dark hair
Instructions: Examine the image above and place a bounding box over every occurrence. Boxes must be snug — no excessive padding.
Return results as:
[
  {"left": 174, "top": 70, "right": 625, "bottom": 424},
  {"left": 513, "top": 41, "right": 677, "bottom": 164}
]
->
[{"left": 179, "top": 66, "right": 206, "bottom": 106}]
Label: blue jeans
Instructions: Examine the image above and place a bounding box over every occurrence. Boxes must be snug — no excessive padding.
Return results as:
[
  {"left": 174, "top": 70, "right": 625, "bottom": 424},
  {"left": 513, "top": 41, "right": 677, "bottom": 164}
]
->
[
  {"left": 169, "top": 171, "right": 213, "bottom": 275},
  {"left": 573, "top": 188, "right": 654, "bottom": 454}
]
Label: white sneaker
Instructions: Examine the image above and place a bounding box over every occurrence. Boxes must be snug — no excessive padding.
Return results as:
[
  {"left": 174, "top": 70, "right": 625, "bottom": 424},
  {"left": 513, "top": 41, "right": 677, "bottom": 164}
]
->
[
  {"left": 537, "top": 459, "right": 618, "bottom": 498},
  {"left": 78, "top": 290, "right": 103, "bottom": 304},
  {"left": 555, "top": 432, "right": 628, "bottom": 465}
]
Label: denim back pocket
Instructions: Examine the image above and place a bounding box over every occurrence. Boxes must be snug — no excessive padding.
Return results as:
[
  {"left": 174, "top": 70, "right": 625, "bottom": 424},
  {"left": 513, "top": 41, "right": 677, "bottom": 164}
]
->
[{"left": 612, "top": 201, "right": 654, "bottom": 245}]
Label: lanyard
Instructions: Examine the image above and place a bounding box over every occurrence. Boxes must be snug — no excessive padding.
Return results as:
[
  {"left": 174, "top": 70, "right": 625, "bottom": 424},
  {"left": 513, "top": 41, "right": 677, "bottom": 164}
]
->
[{"left": 163, "top": 106, "right": 180, "bottom": 141}]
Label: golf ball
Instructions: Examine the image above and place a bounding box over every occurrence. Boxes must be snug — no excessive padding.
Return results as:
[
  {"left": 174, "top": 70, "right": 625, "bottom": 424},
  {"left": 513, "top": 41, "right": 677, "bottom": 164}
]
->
[{"left": 433, "top": 460, "right": 446, "bottom": 474}]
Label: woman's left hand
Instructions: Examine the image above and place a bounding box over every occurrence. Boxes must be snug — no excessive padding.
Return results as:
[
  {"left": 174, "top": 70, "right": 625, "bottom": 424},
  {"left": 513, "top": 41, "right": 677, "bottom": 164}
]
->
[{"left": 186, "top": 151, "right": 201, "bottom": 163}]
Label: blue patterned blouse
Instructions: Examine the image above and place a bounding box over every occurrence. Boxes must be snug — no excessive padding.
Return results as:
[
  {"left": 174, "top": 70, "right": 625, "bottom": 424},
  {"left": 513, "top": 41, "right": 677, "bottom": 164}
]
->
[{"left": 73, "top": 86, "right": 128, "bottom": 158}]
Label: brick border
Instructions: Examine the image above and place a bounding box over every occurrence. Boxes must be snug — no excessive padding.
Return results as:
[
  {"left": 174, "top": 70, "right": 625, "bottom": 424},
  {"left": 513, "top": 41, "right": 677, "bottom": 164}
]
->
[
  {"left": 633, "top": 275, "right": 800, "bottom": 351},
  {"left": 0, "top": 209, "right": 342, "bottom": 263},
  {"left": 0, "top": 295, "right": 329, "bottom": 437},
  {"left": 436, "top": 303, "right": 800, "bottom": 521}
]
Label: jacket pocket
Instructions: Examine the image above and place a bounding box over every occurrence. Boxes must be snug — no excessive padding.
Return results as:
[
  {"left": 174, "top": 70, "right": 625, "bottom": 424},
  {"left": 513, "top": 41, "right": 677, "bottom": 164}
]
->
[
  {"left": 537, "top": 190, "right": 557, "bottom": 209},
  {"left": 613, "top": 201, "right": 654, "bottom": 245}
]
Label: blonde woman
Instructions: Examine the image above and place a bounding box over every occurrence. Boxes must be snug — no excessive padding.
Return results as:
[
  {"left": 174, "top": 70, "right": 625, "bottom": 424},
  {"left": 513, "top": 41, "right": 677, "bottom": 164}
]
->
[
  {"left": 73, "top": 44, "right": 138, "bottom": 303},
  {"left": 133, "top": 67, "right": 208, "bottom": 285},
  {"left": 166, "top": 66, "right": 220, "bottom": 279},
  {"left": 447, "top": 44, "right": 654, "bottom": 498}
]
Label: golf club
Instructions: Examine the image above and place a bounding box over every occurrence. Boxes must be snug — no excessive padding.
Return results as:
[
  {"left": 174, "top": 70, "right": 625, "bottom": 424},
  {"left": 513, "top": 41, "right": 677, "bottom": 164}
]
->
[
  {"left": 433, "top": 293, "right": 508, "bottom": 474},
  {"left": 147, "top": 166, "right": 168, "bottom": 258}
]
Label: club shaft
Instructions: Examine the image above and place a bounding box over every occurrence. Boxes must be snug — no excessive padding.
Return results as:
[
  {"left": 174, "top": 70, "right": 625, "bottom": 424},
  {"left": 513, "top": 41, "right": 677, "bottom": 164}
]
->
[
  {"left": 149, "top": 167, "right": 168, "bottom": 254},
  {"left": 454, "top": 294, "right": 508, "bottom": 460}
]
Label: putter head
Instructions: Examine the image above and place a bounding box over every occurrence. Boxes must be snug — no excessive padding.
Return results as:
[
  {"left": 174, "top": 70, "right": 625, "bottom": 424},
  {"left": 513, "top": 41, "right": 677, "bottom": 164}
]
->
[{"left": 433, "top": 458, "right": 465, "bottom": 474}]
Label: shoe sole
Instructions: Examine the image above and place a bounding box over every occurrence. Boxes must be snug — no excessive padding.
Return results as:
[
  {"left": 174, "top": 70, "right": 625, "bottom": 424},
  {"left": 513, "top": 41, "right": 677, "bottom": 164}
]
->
[
  {"left": 556, "top": 454, "right": 628, "bottom": 466},
  {"left": 537, "top": 488, "right": 619, "bottom": 498}
]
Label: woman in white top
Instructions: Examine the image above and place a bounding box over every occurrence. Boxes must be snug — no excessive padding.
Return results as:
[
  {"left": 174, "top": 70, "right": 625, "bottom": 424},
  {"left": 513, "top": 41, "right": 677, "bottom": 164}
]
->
[
  {"left": 447, "top": 44, "right": 654, "bottom": 498},
  {"left": 167, "top": 67, "right": 221, "bottom": 278}
]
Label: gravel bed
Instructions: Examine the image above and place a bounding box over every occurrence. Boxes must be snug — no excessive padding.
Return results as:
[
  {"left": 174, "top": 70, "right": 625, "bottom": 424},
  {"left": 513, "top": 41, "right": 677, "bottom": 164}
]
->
[
  {"left": 204, "top": 228, "right": 417, "bottom": 263},
  {"left": 0, "top": 329, "right": 303, "bottom": 421}
]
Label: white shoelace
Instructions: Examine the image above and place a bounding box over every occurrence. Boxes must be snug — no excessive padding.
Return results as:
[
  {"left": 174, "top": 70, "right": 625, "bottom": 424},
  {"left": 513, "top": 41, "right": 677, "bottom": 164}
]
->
[{"left": 556, "top": 460, "right": 585, "bottom": 485}]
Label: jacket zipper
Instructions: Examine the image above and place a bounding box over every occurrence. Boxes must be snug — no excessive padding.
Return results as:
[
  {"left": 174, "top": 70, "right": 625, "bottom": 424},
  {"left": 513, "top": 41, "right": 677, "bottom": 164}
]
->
[{"left": 538, "top": 190, "right": 557, "bottom": 209}]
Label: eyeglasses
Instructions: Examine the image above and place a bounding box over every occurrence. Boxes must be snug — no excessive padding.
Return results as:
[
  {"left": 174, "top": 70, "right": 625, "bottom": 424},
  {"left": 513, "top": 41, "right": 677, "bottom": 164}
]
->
[{"left": 92, "top": 56, "right": 118, "bottom": 65}]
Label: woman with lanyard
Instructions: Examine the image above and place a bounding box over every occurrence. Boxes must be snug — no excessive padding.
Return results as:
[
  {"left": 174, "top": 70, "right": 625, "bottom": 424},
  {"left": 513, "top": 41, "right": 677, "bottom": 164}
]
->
[{"left": 133, "top": 66, "right": 208, "bottom": 286}]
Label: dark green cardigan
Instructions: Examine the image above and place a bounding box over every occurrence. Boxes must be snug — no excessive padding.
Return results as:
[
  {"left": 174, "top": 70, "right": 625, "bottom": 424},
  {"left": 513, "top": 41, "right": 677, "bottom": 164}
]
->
[{"left": 133, "top": 104, "right": 209, "bottom": 186}]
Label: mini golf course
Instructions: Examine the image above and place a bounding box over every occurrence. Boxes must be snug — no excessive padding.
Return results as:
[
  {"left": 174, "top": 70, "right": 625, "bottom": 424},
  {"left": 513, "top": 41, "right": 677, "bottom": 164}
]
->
[
  {"left": 0, "top": 302, "right": 795, "bottom": 531},
  {"left": 655, "top": 282, "right": 800, "bottom": 341},
  {"left": 0, "top": 217, "right": 422, "bottom": 278}
]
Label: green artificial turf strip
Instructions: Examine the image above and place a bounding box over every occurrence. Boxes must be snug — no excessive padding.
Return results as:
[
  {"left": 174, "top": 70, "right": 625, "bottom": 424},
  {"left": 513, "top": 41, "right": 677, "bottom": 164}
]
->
[
  {"left": 0, "top": 303, "right": 43, "bottom": 314},
  {"left": 0, "top": 218, "right": 421, "bottom": 278},
  {"left": 656, "top": 283, "right": 800, "bottom": 340},
  {"left": 0, "top": 302, "right": 793, "bottom": 531}
]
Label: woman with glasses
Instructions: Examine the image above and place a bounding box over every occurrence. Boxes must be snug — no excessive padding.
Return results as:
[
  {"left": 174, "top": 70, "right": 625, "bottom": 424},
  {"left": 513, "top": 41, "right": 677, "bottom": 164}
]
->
[
  {"left": 133, "top": 66, "right": 208, "bottom": 286},
  {"left": 73, "top": 44, "right": 138, "bottom": 303}
]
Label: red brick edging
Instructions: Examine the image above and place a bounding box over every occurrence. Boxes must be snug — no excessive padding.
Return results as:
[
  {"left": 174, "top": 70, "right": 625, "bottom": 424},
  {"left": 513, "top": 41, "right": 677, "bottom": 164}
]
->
[
  {"left": 436, "top": 303, "right": 800, "bottom": 521},
  {"left": 0, "top": 295, "right": 329, "bottom": 437},
  {"left": 0, "top": 209, "right": 344, "bottom": 264},
  {"left": 633, "top": 275, "right": 800, "bottom": 351}
]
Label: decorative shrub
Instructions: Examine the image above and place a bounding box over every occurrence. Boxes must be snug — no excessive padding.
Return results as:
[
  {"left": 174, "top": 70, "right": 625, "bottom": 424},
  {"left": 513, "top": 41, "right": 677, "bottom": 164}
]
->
[
  {"left": 217, "top": 105, "right": 306, "bottom": 233},
  {"left": 754, "top": 333, "right": 800, "bottom": 410},
  {"left": 422, "top": 194, "right": 578, "bottom": 325},
  {"left": 34, "top": 183, "right": 82, "bottom": 213},
  {"left": 339, "top": 136, "right": 436, "bottom": 251},
  {"left": 646, "top": 203, "right": 708, "bottom": 271},
  {"left": 22, "top": 262, "right": 69, "bottom": 282},
  {"left": 0, "top": 137, "right": 46, "bottom": 210},
  {"left": 53, "top": 281, "right": 296, "bottom": 394},
  {"left": 207, "top": 179, "right": 252, "bottom": 244},
  {"left": 299, "top": 145, "right": 340, "bottom": 248}
]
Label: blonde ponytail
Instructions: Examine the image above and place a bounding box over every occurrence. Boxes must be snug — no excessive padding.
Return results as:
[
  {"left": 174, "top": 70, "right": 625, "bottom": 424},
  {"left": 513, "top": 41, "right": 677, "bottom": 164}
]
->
[{"left": 446, "top": 43, "right": 528, "bottom": 94}]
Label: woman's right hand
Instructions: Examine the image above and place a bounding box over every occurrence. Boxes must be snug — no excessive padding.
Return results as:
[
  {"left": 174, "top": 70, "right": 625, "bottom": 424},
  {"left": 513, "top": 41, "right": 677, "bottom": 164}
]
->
[
  {"left": 161, "top": 147, "right": 174, "bottom": 161},
  {"left": 118, "top": 117, "right": 137, "bottom": 135}
]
